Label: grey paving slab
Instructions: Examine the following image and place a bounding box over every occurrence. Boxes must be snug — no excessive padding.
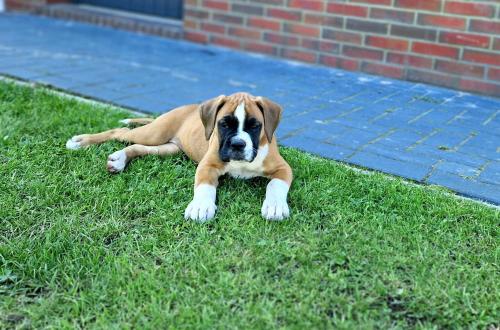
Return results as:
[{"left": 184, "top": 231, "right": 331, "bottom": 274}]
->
[
  {"left": 349, "top": 151, "right": 431, "bottom": 182},
  {"left": 427, "top": 170, "right": 500, "bottom": 205},
  {"left": 1, "top": 13, "right": 499, "bottom": 205},
  {"left": 479, "top": 162, "right": 500, "bottom": 185}
]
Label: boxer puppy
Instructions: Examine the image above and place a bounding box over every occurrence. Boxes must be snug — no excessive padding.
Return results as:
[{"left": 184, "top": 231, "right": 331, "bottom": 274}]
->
[{"left": 66, "top": 93, "right": 292, "bottom": 222}]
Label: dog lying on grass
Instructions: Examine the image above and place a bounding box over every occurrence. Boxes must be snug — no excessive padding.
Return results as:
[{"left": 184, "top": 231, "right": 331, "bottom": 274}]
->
[{"left": 66, "top": 93, "right": 292, "bottom": 222}]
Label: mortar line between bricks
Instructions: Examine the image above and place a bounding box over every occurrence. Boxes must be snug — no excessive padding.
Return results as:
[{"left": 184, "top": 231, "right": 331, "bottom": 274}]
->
[
  {"left": 336, "top": 106, "right": 364, "bottom": 119},
  {"left": 369, "top": 106, "right": 400, "bottom": 124},
  {"left": 315, "top": 106, "right": 364, "bottom": 124},
  {"left": 345, "top": 128, "right": 397, "bottom": 160},
  {"left": 453, "top": 132, "right": 477, "bottom": 152},
  {"left": 423, "top": 159, "right": 443, "bottom": 182},
  {"left": 482, "top": 109, "right": 500, "bottom": 126},
  {"left": 473, "top": 160, "right": 492, "bottom": 180},
  {"left": 373, "top": 90, "right": 401, "bottom": 104},
  {"left": 339, "top": 91, "right": 365, "bottom": 102},
  {"left": 279, "top": 127, "right": 308, "bottom": 141},
  {"left": 446, "top": 109, "right": 468, "bottom": 124},
  {"left": 406, "top": 129, "right": 441, "bottom": 151},
  {"left": 408, "top": 108, "right": 435, "bottom": 124}
]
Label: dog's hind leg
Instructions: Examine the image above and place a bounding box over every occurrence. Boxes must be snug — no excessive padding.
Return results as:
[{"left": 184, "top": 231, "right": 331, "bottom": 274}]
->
[
  {"left": 66, "top": 127, "right": 131, "bottom": 150},
  {"left": 66, "top": 118, "right": 174, "bottom": 149},
  {"left": 107, "top": 143, "right": 180, "bottom": 173},
  {"left": 67, "top": 104, "right": 192, "bottom": 150}
]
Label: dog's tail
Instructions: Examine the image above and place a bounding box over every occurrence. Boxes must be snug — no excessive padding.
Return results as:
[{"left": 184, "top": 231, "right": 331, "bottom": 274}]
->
[{"left": 119, "top": 118, "right": 155, "bottom": 126}]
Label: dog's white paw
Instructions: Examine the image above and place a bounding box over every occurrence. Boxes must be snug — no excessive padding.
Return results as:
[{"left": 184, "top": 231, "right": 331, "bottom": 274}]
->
[
  {"left": 184, "top": 199, "right": 217, "bottom": 223},
  {"left": 119, "top": 119, "right": 131, "bottom": 125},
  {"left": 107, "top": 150, "right": 127, "bottom": 173},
  {"left": 262, "top": 179, "right": 290, "bottom": 221},
  {"left": 261, "top": 198, "right": 289, "bottom": 221},
  {"left": 66, "top": 135, "right": 85, "bottom": 150}
]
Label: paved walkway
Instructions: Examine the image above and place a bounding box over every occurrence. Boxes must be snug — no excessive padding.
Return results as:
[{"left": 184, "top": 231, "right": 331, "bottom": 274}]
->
[{"left": 1, "top": 13, "right": 499, "bottom": 205}]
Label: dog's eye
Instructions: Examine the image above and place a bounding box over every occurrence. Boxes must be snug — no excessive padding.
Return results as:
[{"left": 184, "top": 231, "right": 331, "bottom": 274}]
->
[
  {"left": 220, "top": 121, "right": 229, "bottom": 128},
  {"left": 249, "top": 122, "right": 260, "bottom": 129}
]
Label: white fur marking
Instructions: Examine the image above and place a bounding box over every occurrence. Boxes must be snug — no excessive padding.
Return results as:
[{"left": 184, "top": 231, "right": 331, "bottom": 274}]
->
[
  {"left": 235, "top": 102, "right": 245, "bottom": 132},
  {"left": 261, "top": 178, "right": 290, "bottom": 221},
  {"left": 234, "top": 101, "right": 254, "bottom": 161},
  {"left": 185, "top": 184, "right": 217, "bottom": 222},
  {"left": 66, "top": 136, "right": 82, "bottom": 150},
  {"left": 107, "top": 150, "right": 127, "bottom": 173},
  {"left": 225, "top": 144, "right": 268, "bottom": 179}
]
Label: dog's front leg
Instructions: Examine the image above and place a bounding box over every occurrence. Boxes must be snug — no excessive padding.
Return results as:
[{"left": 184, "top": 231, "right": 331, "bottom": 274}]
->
[
  {"left": 262, "top": 163, "right": 293, "bottom": 221},
  {"left": 184, "top": 163, "right": 221, "bottom": 223}
]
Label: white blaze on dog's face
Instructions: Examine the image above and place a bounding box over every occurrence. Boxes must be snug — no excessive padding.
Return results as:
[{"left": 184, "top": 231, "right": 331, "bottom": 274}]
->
[{"left": 217, "top": 101, "right": 262, "bottom": 162}]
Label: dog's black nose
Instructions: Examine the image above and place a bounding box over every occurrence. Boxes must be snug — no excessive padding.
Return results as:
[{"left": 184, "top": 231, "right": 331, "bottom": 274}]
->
[{"left": 230, "top": 138, "right": 246, "bottom": 150}]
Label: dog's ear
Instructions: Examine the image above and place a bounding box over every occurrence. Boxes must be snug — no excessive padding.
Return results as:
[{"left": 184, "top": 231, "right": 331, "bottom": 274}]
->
[
  {"left": 199, "top": 95, "right": 227, "bottom": 140},
  {"left": 256, "top": 97, "right": 282, "bottom": 143}
]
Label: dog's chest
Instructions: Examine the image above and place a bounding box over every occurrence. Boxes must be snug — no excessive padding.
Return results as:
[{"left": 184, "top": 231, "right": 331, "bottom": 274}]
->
[{"left": 224, "top": 144, "right": 268, "bottom": 179}]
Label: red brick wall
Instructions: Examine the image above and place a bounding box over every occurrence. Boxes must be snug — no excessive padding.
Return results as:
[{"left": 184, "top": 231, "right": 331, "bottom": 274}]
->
[
  {"left": 184, "top": 0, "right": 500, "bottom": 96},
  {"left": 6, "top": 0, "right": 67, "bottom": 11}
]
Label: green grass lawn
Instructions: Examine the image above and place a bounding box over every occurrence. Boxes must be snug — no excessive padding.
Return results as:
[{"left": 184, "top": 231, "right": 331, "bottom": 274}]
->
[{"left": 0, "top": 80, "right": 498, "bottom": 329}]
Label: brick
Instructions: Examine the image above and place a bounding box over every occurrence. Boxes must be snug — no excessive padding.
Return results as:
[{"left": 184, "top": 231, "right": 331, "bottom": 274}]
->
[
  {"left": 395, "top": 0, "right": 441, "bottom": 11},
  {"left": 185, "top": 9, "right": 209, "bottom": 19},
  {"left": 412, "top": 42, "right": 459, "bottom": 59},
  {"left": 184, "top": 19, "right": 198, "bottom": 30},
  {"left": 366, "top": 36, "right": 408, "bottom": 51},
  {"left": 304, "top": 13, "right": 343, "bottom": 27},
  {"left": 323, "top": 29, "right": 362, "bottom": 44},
  {"left": 343, "top": 46, "right": 383, "bottom": 61},
  {"left": 494, "top": 38, "right": 500, "bottom": 51},
  {"left": 469, "top": 20, "right": 500, "bottom": 35},
  {"left": 463, "top": 50, "right": 500, "bottom": 66},
  {"left": 213, "top": 13, "right": 243, "bottom": 25},
  {"left": 459, "top": 79, "right": 500, "bottom": 95},
  {"left": 391, "top": 25, "right": 436, "bottom": 41},
  {"left": 184, "top": 31, "right": 208, "bottom": 43},
  {"left": 370, "top": 8, "right": 414, "bottom": 24},
  {"left": 361, "top": 62, "right": 404, "bottom": 79},
  {"left": 203, "top": 0, "right": 228, "bottom": 11},
  {"left": 417, "top": 14, "right": 466, "bottom": 30},
  {"left": 247, "top": 17, "right": 281, "bottom": 31},
  {"left": 442, "top": 32, "right": 490, "bottom": 48},
  {"left": 346, "top": 19, "right": 388, "bottom": 34},
  {"left": 284, "top": 22, "right": 320, "bottom": 37},
  {"left": 210, "top": 36, "right": 240, "bottom": 48},
  {"left": 301, "top": 39, "right": 339, "bottom": 53},
  {"left": 232, "top": 4, "right": 263, "bottom": 15},
  {"left": 268, "top": 8, "right": 302, "bottom": 21},
  {"left": 264, "top": 32, "right": 299, "bottom": 46},
  {"left": 288, "top": 0, "right": 324, "bottom": 11},
  {"left": 252, "top": 0, "right": 283, "bottom": 4},
  {"left": 435, "top": 60, "right": 485, "bottom": 78},
  {"left": 201, "top": 23, "right": 225, "bottom": 34},
  {"left": 351, "top": 0, "right": 391, "bottom": 4},
  {"left": 444, "top": 1, "right": 494, "bottom": 17},
  {"left": 407, "top": 69, "right": 460, "bottom": 89},
  {"left": 281, "top": 49, "right": 317, "bottom": 63},
  {"left": 387, "top": 53, "right": 433, "bottom": 69},
  {"left": 319, "top": 55, "right": 360, "bottom": 71},
  {"left": 326, "top": 3, "right": 368, "bottom": 17},
  {"left": 243, "top": 42, "right": 278, "bottom": 56},
  {"left": 488, "top": 68, "right": 500, "bottom": 81},
  {"left": 228, "top": 27, "right": 261, "bottom": 39}
]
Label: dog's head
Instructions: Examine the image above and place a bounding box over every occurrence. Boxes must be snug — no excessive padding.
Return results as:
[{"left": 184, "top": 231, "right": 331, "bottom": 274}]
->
[{"left": 199, "top": 93, "right": 282, "bottom": 162}]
